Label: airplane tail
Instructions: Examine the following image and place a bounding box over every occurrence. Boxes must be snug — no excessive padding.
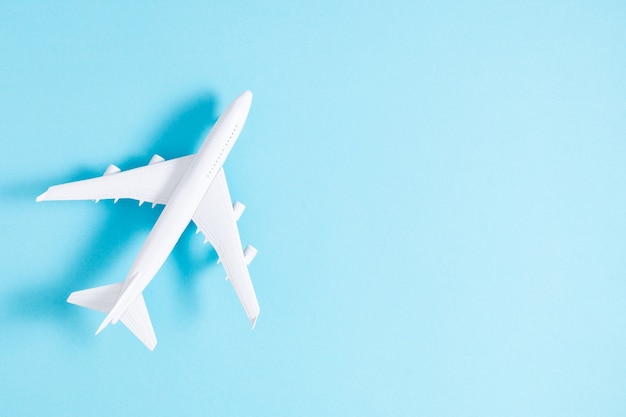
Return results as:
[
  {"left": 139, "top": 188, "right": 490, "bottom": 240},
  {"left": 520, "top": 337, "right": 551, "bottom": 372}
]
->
[{"left": 67, "top": 283, "right": 157, "bottom": 350}]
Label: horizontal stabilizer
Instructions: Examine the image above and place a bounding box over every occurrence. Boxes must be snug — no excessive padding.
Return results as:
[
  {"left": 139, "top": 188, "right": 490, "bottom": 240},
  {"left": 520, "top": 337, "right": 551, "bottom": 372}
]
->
[
  {"left": 67, "top": 283, "right": 157, "bottom": 351},
  {"left": 67, "top": 283, "right": 122, "bottom": 313},
  {"left": 120, "top": 293, "right": 157, "bottom": 351}
]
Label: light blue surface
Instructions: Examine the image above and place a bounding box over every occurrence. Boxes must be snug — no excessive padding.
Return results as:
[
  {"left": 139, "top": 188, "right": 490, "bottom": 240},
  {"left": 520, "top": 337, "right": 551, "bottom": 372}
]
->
[{"left": 1, "top": 2, "right": 626, "bottom": 415}]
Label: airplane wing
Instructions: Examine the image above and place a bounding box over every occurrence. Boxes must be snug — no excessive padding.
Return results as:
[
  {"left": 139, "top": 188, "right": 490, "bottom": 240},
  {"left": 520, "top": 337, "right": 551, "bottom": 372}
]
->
[
  {"left": 192, "top": 168, "right": 260, "bottom": 327},
  {"left": 36, "top": 155, "right": 196, "bottom": 206}
]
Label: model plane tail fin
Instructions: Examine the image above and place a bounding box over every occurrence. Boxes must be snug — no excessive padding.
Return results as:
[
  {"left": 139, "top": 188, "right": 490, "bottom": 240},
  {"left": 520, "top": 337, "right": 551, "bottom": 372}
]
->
[{"left": 67, "top": 283, "right": 157, "bottom": 350}]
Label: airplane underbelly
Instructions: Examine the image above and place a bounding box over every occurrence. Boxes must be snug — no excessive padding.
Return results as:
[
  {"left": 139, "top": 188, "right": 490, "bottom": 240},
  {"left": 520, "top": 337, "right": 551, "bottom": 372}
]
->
[{"left": 126, "top": 178, "right": 209, "bottom": 287}]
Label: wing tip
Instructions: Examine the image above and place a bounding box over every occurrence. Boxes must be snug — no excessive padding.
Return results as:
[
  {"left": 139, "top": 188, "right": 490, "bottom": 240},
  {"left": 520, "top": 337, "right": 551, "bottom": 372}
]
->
[
  {"left": 66, "top": 292, "right": 76, "bottom": 305},
  {"left": 250, "top": 314, "right": 259, "bottom": 330},
  {"left": 35, "top": 190, "right": 49, "bottom": 202}
]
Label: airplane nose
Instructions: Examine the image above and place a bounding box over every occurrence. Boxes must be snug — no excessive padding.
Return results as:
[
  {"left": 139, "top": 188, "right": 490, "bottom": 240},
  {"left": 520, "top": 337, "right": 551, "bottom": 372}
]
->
[{"left": 237, "top": 90, "right": 253, "bottom": 106}]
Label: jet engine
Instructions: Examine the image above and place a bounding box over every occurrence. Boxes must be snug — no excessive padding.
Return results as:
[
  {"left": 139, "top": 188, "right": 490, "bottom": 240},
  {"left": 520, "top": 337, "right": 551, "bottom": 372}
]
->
[
  {"left": 103, "top": 164, "right": 121, "bottom": 176},
  {"left": 244, "top": 245, "right": 258, "bottom": 265},
  {"left": 149, "top": 154, "right": 164, "bottom": 165},
  {"left": 233, "top": 201, "right": 246, "bottom": 221}
]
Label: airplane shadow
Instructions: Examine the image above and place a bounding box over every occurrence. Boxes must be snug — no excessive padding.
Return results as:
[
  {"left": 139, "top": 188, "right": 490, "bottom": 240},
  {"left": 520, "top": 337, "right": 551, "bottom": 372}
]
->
[{"left": 2, "top": 92, "right": 223, "bottom": 340}]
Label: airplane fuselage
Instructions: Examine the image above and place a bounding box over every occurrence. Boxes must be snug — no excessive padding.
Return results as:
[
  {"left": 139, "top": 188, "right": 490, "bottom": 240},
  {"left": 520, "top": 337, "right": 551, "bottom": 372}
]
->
[{"left": 105, "top": 91, "right": 253, "bottom": 326}]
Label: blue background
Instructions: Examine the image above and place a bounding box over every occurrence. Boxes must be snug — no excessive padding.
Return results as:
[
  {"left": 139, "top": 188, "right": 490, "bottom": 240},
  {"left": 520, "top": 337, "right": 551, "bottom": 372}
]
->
[{"left": 1, "top": 2, "right": 625, "bottom": 416}]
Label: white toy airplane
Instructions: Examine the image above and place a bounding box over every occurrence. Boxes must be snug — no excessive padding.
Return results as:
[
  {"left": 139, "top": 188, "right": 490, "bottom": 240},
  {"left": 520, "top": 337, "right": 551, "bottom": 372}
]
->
[{"left": 36, "top": 90, "right": 260, "bottom": 350}]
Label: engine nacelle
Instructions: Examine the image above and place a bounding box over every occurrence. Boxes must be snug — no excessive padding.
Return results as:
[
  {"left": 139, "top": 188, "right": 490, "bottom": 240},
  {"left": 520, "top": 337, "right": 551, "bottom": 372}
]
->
[
  {"left": 233, "top": 201, "right": 246, "bottom": 221},
  {"left": 243, "top": 245, "right": 258, "bottom": 266},
  {"left": 149, "top": 154, "right": 165, "bottom": 165},
  {"left": 103, "top": 164, "right": 121, "bottom": 176}
]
